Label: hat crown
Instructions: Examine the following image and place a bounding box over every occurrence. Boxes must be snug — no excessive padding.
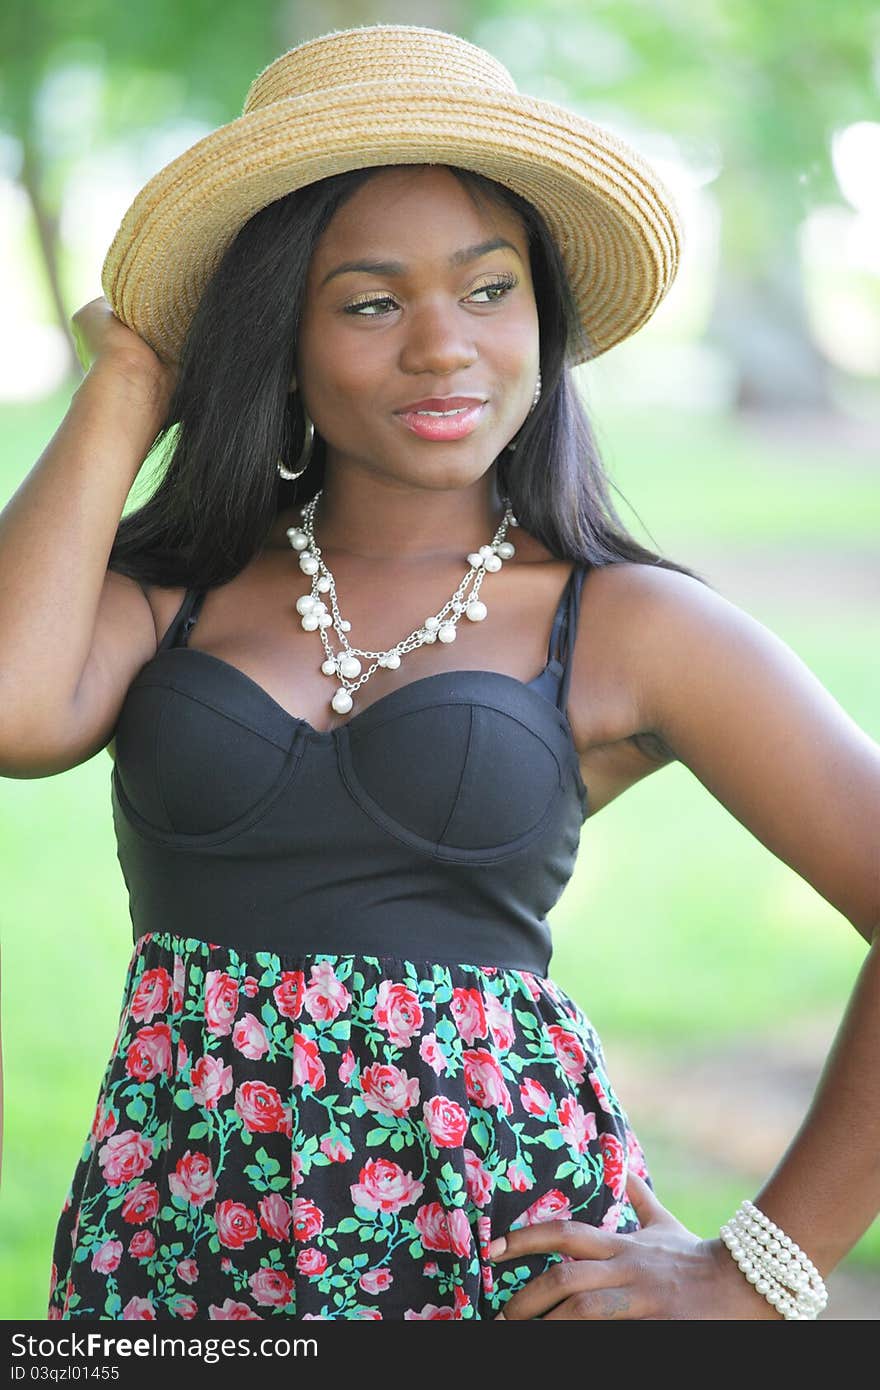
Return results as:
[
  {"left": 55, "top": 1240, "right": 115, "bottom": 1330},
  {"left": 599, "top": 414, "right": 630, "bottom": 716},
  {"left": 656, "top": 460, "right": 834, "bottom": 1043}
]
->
[{"left": 242, "top": 23, "right": 518, "bottom": 115}]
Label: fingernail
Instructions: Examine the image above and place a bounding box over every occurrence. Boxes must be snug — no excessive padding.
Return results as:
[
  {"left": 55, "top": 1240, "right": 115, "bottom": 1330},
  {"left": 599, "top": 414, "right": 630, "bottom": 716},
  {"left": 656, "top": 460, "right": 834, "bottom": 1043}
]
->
[
  {"left": 495, "top": 1311, "right": 506, "bottom": 1320},
  {"left": 487, "top": 1237, "right": 507, "bottom": 1259}
]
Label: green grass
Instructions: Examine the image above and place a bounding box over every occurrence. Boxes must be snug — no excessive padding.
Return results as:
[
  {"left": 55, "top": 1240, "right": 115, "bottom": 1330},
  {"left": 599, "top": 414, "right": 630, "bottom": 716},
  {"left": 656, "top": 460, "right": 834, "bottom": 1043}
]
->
[{"left": 1, "top": 386, "right": 878, "bottom": 1316}]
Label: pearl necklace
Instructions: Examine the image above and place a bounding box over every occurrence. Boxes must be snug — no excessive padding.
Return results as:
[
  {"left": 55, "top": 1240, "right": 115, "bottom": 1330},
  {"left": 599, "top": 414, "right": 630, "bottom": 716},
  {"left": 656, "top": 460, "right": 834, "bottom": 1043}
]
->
[{"left": 285, "top": 489, "right": 520, "bottom": 717}]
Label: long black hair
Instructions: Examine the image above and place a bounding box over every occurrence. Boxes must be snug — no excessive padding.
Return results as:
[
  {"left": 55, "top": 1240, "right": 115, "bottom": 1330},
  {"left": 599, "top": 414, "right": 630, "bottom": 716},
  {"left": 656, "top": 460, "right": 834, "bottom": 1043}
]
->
[{"left": 107, "top": 163, "right": 711, "bottom": 591}]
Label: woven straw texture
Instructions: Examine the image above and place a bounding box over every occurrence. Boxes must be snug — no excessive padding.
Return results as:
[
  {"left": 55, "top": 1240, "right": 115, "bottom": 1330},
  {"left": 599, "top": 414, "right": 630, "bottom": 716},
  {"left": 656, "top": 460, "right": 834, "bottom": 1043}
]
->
[{"left": 101, "top": 24, "right": 683, "bottom": 367}]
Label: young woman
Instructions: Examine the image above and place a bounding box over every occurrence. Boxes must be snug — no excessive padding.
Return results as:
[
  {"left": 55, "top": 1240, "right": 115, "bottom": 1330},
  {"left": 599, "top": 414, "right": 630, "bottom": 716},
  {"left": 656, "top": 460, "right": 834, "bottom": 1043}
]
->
[{"left": 1, "top": 25, "right": 877, "bottom": 1321}]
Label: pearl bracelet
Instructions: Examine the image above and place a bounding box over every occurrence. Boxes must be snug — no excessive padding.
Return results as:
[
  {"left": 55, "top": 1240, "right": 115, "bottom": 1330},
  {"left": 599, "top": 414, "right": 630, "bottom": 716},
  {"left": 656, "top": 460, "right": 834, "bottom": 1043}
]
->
[{"left": 719, "top": 1199, "right": 828, "bottom": 1319}]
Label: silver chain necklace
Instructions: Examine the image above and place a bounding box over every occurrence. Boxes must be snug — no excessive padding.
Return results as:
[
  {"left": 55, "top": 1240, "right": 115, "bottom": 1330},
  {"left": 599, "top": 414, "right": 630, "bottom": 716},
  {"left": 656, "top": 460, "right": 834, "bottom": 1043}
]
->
[{"left": 285, "top": 491, "right": 520, "bottom": 717}]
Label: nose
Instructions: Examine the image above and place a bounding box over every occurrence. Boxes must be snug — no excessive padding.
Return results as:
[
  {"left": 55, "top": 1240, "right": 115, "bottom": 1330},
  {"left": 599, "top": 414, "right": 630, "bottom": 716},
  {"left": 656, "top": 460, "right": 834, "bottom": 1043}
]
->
[{"left": 398, "top": 297, "right": 478, "bottom": 377}]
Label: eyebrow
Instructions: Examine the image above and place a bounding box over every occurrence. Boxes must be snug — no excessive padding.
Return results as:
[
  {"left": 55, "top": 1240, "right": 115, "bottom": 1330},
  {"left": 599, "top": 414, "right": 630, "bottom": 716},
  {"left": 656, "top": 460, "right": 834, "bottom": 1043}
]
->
[{"left": 319, "top": 237, "right": 522, "bottom": 289}]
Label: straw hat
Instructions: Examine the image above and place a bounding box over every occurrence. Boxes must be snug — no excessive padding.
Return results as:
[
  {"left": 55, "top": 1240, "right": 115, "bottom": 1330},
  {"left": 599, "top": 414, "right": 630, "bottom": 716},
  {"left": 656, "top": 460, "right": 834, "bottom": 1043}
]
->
[{"left": 101, "top": 23, "right": 683, "bottom": 368}]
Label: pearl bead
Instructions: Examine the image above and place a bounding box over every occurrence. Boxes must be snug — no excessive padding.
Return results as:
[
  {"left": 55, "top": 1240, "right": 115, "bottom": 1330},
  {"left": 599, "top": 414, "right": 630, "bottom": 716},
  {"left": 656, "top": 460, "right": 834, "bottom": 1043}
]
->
[
  {"left": 509, "top": 515, "right": 519, "bottom": 527},
  {"left": 483, "top": 553, "right": 502, "bottom": 572},
  {"left": 317, "top": 575, "right": 331, "bottom": 592},
  {"left": 423, "top": 630, "right": 438, "bottom": 643},
  {"left": 497, "top": 541, "right": 515, "bottom": 559},
  {"left": 299, "top": 554, "right": 319, "bottom": 575},
  {"left": 301, "top": 614, "right": 319, "bottom": 631},
  {"left": 467, "top": 552, "right": 484, "bottom": 569},
  {"left": 287, "top": 528, "right": 309, "bottom": 550},
  {"left": 384, "top": 653, "right": 400, "bottom": 669},
  {"left": 424, "top": 616, "right": 440, "bottom": 631},
  {"left": 479, "top": 545, "right": 493, "bottom": 558},
  {"left": 438, "top": 624, "right": 456, "bottom": 643},
  {"left": 318, "top": 612, "right": 332, "bottom": 627},
  {"left": 338, "top": 654, "right": 361, "bottom": 678},
  {"left": 331, "top": 688, "right": 353, "bottom": 714},
  {"left": 296, "top": 595, "right": 317, "bottom": 615},
  {"left": 321, "top": 659, "right": 337, "bottom": 675},
  {"left": 466, "top": 601, "right": 487, "bottom": 621},
  {"left": 340, "top": 620, "right": 351, "bottom": 632}
]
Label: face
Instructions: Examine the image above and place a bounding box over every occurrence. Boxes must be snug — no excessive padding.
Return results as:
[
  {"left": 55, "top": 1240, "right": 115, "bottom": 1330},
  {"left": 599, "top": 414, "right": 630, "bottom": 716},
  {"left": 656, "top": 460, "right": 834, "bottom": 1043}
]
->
[{"left": 294, "top": 165, "right": 540, "bottom": 494}]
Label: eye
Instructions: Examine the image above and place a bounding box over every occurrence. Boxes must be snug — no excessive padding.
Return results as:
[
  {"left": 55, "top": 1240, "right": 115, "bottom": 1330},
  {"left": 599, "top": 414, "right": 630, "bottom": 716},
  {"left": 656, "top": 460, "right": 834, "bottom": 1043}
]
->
[{"left": 343, "top": 274, "right": 518, "bottom": 317}]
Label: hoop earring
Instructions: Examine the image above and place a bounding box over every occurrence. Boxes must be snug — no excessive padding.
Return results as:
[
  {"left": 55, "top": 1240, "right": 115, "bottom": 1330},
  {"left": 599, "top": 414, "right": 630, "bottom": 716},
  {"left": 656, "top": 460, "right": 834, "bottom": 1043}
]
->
[
  {"left": 277, "top": 406, "right": 315, "bottom": 480},
  {"left": 506, "top": 368, "right": 542, "bottom": 453}
]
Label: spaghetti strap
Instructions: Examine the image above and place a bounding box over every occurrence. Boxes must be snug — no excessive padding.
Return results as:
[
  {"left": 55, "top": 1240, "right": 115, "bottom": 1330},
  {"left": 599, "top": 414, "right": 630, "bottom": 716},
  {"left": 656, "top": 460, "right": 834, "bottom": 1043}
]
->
[
  {"left": 156, "top": 588, "right": 207, "bottom": 652},
  {"left": 557, "top": 564, "right": 587, "bottom": 714}
]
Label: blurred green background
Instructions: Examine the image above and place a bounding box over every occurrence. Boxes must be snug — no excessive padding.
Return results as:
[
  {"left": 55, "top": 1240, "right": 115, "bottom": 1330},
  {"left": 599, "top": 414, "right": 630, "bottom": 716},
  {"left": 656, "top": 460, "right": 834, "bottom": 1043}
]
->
[{"left": 1, "top": 0, "right": 878, "bottom": 1319}]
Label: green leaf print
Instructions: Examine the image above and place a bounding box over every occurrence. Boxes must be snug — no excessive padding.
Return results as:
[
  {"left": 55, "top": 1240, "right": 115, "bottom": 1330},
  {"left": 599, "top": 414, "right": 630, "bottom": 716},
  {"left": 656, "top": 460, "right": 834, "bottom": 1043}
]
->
[
  {"left": 173, "top": 1090, "right": 195, "bottom": 1112},
  {"left": 126, "top": 1096, "right": 148, "bottom": 1123},
  {"left": 187, "top": 1122, "right": 209, "bottom": 1140}
]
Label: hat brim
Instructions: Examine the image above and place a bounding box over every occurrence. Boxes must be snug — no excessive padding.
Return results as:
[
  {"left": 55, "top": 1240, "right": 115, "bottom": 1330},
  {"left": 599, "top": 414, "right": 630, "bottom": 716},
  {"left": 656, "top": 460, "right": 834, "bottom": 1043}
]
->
[{"left": 102, "top": 79, "right": 682, "bottom": 368}]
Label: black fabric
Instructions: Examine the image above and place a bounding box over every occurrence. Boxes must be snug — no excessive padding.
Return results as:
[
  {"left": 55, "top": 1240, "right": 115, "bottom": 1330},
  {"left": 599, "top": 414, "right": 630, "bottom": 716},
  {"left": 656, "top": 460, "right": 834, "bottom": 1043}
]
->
[{"left": 111, "top": 565, "right": 590, "bottom": 972}]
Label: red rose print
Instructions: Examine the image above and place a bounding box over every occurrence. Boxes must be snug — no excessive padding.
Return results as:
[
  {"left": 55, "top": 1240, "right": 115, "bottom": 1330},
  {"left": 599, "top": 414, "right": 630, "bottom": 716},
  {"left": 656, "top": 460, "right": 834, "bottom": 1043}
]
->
[
  {"left": 600, "top": 1133, "right": 627, "bottom": 1200},
  {"left": 485, "top": 992, "right": 515, "bottom": 1051},
  {"left": 128, "top": 1230, "right": 156, "bottom": 1261},
  {"left": 404, "top": 1304, "right": 456, "bottom": 1319},
  {"left": 208, "top": 1299, "right": 262, "bottom": 1320},
  {"left": 462, "top": 1049, "right": 513, "bottom": 1114},
  {"left": 519, "top": 1078, "right": 552, "bottom": 1117},
  {"left": 130, "top": 968, "right": 172, "bottom": 1023},
  {"left": 519, "top": 1189, "right": 573, "bottom": 1225},
  {"left": 125, "top": 1024, "right": 172, "bottom": 1083},
  {"left": 122, "top": 1296, "right": 155, "bottom": 1319},
  {"left": 350, "top": 1158, "right": 425, "bottom": 1214},
  {"left": 258, "top": 1193, "right": 292, "bottom": 1242},
  {"left": 547, "top": 1026, "right": 587, "bottom": 1085},
  {"left": 558, "top": 1097, "right": 598, "bottom": 1154},
  {"left": 360, "top": 1063, "right": 420, "bottom": 1117},
  {"left": 319, "top": 1136, "right": 353, "bottom": 1162},
  {"left": 121, "top": 1181, "right": 160, "bottom": 1225},
  {"left": 450, "top": 988, "right": 487, "bottom": 1045},
  {"left": 204, "top": 970, "right": 240, "bottom": 1037},
  {"left": 170, "top": 1295, "right": 198, "bottom": 1319},
  {"left": 422, "top": 1095, "right": 468, "bottom": 1148},
  {"left": 292, "top": 1033, "right": 326, "bottom": 1092},
  {"left": 168, "top": 1151, "right": 217, "bottom": 1207},
  {"left": 463, "top": 1148, "right": 493, "bottom": 1207},
  {"left": 235, "top": 1080, "right": 288, "bottom": 1133},
  {"left": 89, "top": 1100, "right": 118, "bottom": 1147},
  {"left": 243, "top": 975, "right": 259, "bottom": 997},
  {"left": 374, "top": 981, "right": 424, "bottom": 1049},
  {"left": 215, "top": 1200, "right": 259, "bottom": 1250},
  {"left": 273, "top": 970, "right": 305, "bottom": 1021},
  {"left": 415, "top": 1202, "right": 471, "bottom": 1257},
  {"left": 292, "top": 1198, "right": 324, "bottom": 1242},
  {"left": 190, "top": 1054, "right": 233, "bottom": 1109},
  {"left": 338, "top": 1048, "right": 356, "bottom": 1084},
  {"left": 90, "top": 1240, "right": 122, "bottom": 1274},
  {"left": 97, "top": 1130, "right": 154, "bottom": 1187},
  {"left": 176, "top": 1258, "right": 199, "bottom": 1285},
  {"left": 296, "top": 1247, "right": 328, "bottom": 1277},
  {"left": 359, "top": 1268, "right": 393, "bottom": 1294},
  {"left": 248, "top": 1267, "right": 294, "bottom": 1307},
  {"left": 588, "top": 1069, "right": 615, "bottom": 1115},
  {"left": 506, "top": 1162, "right": 534, "bottom": 1193}
]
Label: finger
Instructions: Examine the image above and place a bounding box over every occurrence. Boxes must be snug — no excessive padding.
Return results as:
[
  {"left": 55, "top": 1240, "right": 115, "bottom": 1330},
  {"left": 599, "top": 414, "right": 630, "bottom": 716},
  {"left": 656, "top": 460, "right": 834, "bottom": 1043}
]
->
[
  {"left": 540, "top": 1284, "right": 649, "bottom": 1320},
  {"left": 625, "top": 1170, "right": 675, "bottom": 1227},
  {"left": 488, "top": 1217, "right": 624, "bottom": 1264},
  {"left": 496, "top": 1254, "right": 635, "bottom": 1321}
]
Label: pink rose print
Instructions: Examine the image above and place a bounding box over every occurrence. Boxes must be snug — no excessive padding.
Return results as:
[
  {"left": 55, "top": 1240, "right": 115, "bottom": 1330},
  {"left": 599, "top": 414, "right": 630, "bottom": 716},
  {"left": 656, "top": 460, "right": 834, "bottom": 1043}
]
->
[
  {"left": 296, "top": 1248, "right": 328, "bottom": 1276},
  {"left": 232, "top": 1013, "right": 270, "bottom": 1061},
  {"left": 338, "top": 1048, "right": 356, "bottom": 1085},
  {"left": 558, "top": 1097, "right": 598, "bottom": 1154},
  {"left": 273, "top": 970, "right": 305, "bottom": 1021},
  {"left": 418, "top": 1032, "right": 448, "bottom": 1076},
  {"left": 235, "top": 1080, "right": 290, "bottom": 1134},
  {"left": 128, "top": 1230, "right": 156, "bottom": 1261},
  {"left": 292, "top": 1198, "right": 324, "bottom": 1242},
  {"left": 168, "top": 1151, "right": 217, "bottom": 1207},
  {"left": 204, "top": 970, "right": 240, "bottom": 1037},
  {"left": 125, "top": 1024, "right": 172, "bottom": 1083},
  {"left": 170, "top": 1296, "right": 198, "bottom": 1319},
  {"left": 97, "top": 1130, "right": 154, "bottom": 1187},
  {"left": 600, "top": 1133, "right": 627, "bottom": 1200},
  {"left": 209, "top": 1299, "right": 262, "bottom": 1320},
  {"left": 90, "top": 1240, "right": 122, "bottom": 1274},
  {"left": 588, "top": 1069, "right": 616, "bottom": 1115},
  {"left": 122, "top": 1296, "right": 155, "bottom": 1319},
  {"left": 547, "top": 1026, "right": 588, "bottom": 1085},
  {"left": 360, "top": 1063, "right": 420, "bottom": 1117},
  {"left": 190, "top": 1054, "right": 233, "bottom": 1109},
  {"left": 519, "top": 1078, "right": 552, "bottom": 1117},
  {"left": 258, "top": 1193, "right": 293, "bottom": 1242},
  {"left": 463, "top": 1148, "right": 493, "bottom": 1207},
  {"left": 89, "top": 1100, "right": 118, "bottom": 1148},
  {"left": 520, "top": 972, "right": 543, "bottom": 1001},
  {"left": 506, "top": 1162, "right": 534, "bottom": 1192},
  {"left": 626, "top": 1126, "right": 650, "bottom": 1179},
  {"left": 319, "top": 1136, "right": 353, "bottom": 1162},
  {"left": 415, "top": 1202, "right": 472, "bottom": 1257},
  {"left": 462, "top": 1049, "right": 513, "bottom": 1114},
  {"left": 359, "top": 1268, "right": 393, "bottom": 1294},
  {"left": 350, "top": 1158, "right": 425, "bottom": 1214},
  {"left": 130, "top": 967, "right": 172, "bottom": 1023},
  {"left": 243, "top": 975, "right": 259, "bottom": 997},
  {"left": 450, "top": 988, "right": 487, "bottom": 1045},
  {"left": 303, "top": 961, "right": 352, "bottom": 1023},
  {"left": 601, "top": 1199, "right": 627, "bottom": 1232},
  {"left": 177, "top": 1039, "right": 188, "bottom": 1073},
  {"left": 176, "top": 1258, "right": 199, "bottom": 1285},
  {"left": 121, "top": 1181, "right": 160, "bottom": 1225},
  {"left": 215, "top": 1200, "right": 259, "bottom": 1250},
  {"left": 373, "top": 980, "right": 424, "bottom": 1049},
  {"left": 404, "top": 1304, "right": 456, "bottom": 1320},
  {"left": 249, "top": 1268, "right": 294, "bottom": 1307},
  {"left": 172, "top": 955, "right": 185, "bottom": 1014},
  {"left": 291, "top": 1153, "right": 304, "bottom": 1188},
  {"left": 292, "top": 1033, "right": 326, "bottom": 1092},
  {"left": 422, "top": 1095, "right": 468, "bottom": 1148},
  {"left": 485, "top": 992, "right": 515, "bottom": 1051},
  {"left": 517, "top": 1189, "right": 573, "bottom": 1226}
]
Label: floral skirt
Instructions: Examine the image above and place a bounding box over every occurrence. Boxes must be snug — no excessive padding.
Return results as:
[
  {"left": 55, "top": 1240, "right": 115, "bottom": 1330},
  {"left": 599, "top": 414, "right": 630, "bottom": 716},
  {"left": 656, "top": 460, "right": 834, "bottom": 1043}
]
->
[{"left": 48, "top": 931, "right": 652, "bottom": 1320}]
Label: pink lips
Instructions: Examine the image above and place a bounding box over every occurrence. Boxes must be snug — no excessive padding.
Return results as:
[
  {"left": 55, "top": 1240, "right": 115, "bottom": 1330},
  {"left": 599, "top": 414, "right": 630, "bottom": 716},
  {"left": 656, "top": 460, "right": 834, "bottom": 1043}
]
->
[{"left": 395, "top": 400, "right": 487, "bottom": 441}]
